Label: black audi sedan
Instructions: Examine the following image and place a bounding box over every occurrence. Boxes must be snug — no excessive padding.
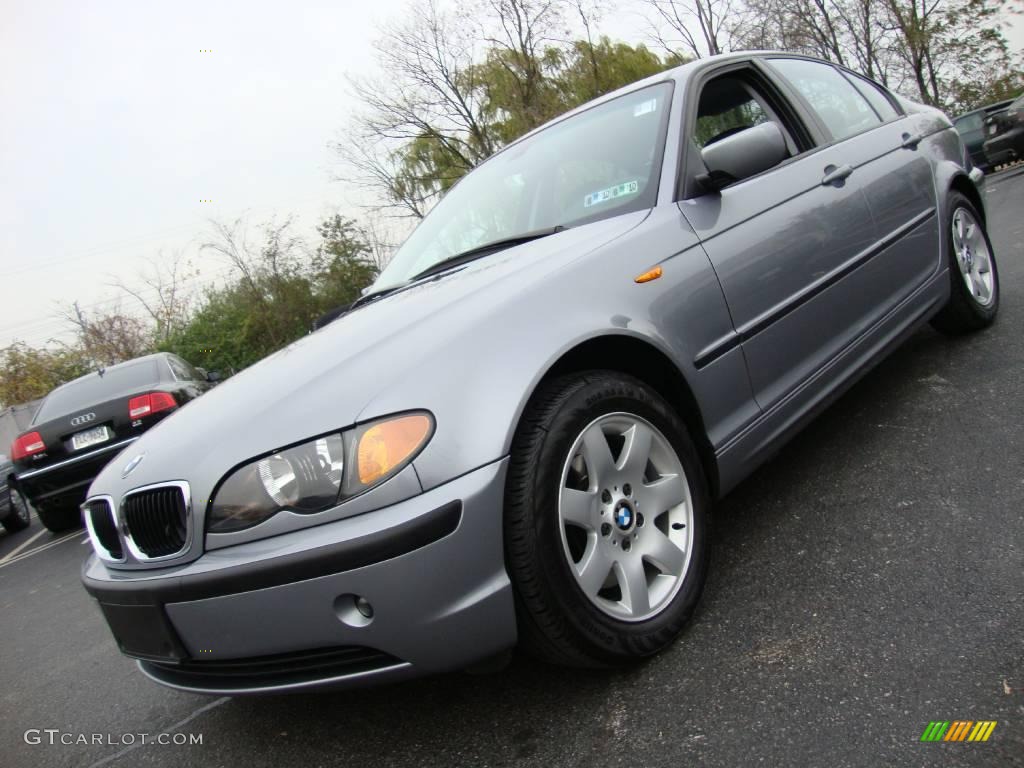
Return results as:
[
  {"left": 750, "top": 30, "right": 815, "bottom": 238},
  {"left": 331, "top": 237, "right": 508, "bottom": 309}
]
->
[
  {"left": 8, "top": 353, "right": 217, "bottom": 531},
  {"left": 983, "top": 93, "right": 1024, "bottom": 168}
]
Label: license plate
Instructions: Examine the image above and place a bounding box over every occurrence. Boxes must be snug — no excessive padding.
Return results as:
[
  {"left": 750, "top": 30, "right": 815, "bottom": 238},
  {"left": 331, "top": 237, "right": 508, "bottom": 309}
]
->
[
  {"left": 71, "top": 425, "right": 110, "bottom": 451},
  {"left": 99, "top": 603, "right": 186, "bottom": 661}
]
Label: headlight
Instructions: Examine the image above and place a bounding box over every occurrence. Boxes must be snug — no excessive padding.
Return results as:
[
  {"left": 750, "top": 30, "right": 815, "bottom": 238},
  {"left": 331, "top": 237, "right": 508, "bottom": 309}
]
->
[{"left": 207, "top": 412, "right": 434, "bottom": 533}]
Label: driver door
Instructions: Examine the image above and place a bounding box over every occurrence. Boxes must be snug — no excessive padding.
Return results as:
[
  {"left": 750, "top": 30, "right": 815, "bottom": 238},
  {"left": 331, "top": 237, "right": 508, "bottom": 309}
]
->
[{"left": 678, "top": 61, "right": 878, "bottom": 412}]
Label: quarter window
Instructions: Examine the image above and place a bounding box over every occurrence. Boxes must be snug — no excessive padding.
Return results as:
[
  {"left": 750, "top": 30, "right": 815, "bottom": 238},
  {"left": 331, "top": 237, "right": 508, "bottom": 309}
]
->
[
  {"left": 843, "top": 72, "right": 900, "bottom": 122},
  {"left": 770, "top": 58, "right": 881, "bottom": 140},
  {"left": 167, "top": 357, "right": 194, "bottom": 382}
]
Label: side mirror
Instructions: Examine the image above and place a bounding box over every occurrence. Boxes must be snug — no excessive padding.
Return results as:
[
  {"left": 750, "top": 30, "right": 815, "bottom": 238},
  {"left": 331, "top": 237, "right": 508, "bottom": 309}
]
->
[
  {"left": 206, "top": 370, "right": 222, "bottom": 384},
  {"left": 697, "top": 122, "right": 789, "bottom": 192}
]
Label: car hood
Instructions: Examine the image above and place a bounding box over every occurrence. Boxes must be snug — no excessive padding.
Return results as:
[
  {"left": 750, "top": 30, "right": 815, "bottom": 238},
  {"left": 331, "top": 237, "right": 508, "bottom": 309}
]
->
[{"left": 89, "top": 213, "right": 647, "bottom": 503}]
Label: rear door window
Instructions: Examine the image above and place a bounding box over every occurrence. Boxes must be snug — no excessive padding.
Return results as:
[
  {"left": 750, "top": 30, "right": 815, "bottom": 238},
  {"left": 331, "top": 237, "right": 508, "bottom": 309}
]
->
[{"left": 769, "top": 58, "right": 882, "bottom": 141}]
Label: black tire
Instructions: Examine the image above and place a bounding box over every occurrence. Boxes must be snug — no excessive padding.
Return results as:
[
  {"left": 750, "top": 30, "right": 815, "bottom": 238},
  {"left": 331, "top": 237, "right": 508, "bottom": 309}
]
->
[
  {"left": 35, "top": 501, "right": 82, "bottom": 532},
  {"left": 1, "top": 488, "right": 31, "bottom": 532},
  {"left": 930, "top": 191, "right": 999, "bottom": 334},
  {"left": 504, "top": 371, "right": 710, "bottom": 667}
]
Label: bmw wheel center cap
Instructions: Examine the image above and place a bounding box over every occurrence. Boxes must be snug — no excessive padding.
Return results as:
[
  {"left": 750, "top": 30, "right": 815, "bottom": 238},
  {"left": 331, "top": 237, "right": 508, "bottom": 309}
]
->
[{"left": 613, "top": 500, "right": 635, "bottom": 531}]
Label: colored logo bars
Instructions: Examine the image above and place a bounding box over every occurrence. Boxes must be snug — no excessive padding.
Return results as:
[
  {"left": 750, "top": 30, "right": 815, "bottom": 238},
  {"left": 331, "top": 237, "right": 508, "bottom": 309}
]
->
[{"left": 920, "top": 721, "right": 997, "bottom": 742}]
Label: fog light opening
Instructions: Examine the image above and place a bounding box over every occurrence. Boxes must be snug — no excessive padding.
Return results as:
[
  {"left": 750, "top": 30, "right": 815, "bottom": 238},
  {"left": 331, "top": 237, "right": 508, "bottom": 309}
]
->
[{"left": 334, "top": 593, "right": 374, "bottom": 628}]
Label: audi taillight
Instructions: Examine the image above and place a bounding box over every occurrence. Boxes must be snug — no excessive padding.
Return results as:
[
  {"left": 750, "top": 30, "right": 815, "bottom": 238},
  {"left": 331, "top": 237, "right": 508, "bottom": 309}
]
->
[
  {"left": 11, "top": 431, "right": 46, "bottom": 461},
  {"left": 128, "top": 392, "right": 177, "bottom": 419}
]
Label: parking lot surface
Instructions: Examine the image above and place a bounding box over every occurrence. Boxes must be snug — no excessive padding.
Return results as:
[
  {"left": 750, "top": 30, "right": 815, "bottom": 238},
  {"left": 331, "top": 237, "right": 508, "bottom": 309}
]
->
[{"left": 1, "top": 168, "right": 1022, "bottom": 768}]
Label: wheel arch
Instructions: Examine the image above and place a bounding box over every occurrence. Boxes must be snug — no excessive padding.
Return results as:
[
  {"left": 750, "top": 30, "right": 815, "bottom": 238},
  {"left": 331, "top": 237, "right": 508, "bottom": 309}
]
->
[
  {"left": 532, "top": 334, "right": 720, "bottom": 498},
  {"left": 949, "top": 172, "right": 986, "bottom": 224}
]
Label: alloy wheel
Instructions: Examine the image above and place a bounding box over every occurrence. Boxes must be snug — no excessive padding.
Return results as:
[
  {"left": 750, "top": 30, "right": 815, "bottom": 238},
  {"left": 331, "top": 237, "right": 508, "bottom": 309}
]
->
[
  {"left": 558, "top": 412, "right": 694, "bottom": 622},
  {"left": 951, "top": 207, "right": 995, "bottom": 307}
]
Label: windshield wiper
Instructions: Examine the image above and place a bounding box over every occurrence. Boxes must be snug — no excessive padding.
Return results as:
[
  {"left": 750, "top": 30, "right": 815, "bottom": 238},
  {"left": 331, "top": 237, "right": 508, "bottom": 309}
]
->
[
  {"left": 350, "top": 283, "right": 405, "bottom": 310},
  {"left": 352, "top": 225, "right": 566, "bottom": 310},
  {"left": 410, "top": 225, "right": 566, "bottom": 282}
]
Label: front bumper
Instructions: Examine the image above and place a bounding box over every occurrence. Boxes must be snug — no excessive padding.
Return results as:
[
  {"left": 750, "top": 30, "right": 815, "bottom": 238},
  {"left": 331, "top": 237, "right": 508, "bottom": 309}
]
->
[{"left": 82, "top": 458, "right": 516, "bottom": 694}]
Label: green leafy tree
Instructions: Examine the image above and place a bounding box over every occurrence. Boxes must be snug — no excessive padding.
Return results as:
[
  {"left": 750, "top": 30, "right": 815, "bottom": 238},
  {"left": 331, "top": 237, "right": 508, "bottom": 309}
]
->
[
  {"left": 311, "top": 214, "right": 380, "bottom": 311},
  {"left": 160, "top": 216, "right": 378, "bottom": 374},
  {"left": 555, "top": 37, "right": 683, "bottom": 108},
  {"left": 0, "top": 343, "right": 91, "bottom": 407}
]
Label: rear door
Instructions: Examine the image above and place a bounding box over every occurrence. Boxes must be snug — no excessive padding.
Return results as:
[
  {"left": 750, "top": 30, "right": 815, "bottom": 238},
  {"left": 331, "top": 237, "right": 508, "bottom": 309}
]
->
[
  {"left": 678, "top": 60, "right": 880, "bottom": 411},
  {"left": 765, "top": 58, "right": 940, "bottom": 308}
]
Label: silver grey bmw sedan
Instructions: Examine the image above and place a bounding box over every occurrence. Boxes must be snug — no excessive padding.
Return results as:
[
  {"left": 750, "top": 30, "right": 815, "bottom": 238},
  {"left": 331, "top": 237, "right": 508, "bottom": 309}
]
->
[{"left": 82, "top": 52, "right": 999, "bottom": 694}]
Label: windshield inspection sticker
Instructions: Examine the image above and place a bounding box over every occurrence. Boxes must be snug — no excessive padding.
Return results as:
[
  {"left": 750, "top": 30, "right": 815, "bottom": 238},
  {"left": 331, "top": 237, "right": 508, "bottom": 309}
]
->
[
  {"left": 634, "top": 98, "right": 658, "bottom": 117},
  {"left": 584, "top": 180, "right": 639, "bottom": 208}
]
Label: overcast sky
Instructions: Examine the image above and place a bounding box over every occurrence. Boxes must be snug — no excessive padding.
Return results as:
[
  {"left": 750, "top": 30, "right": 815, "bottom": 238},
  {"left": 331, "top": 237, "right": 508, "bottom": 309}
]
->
[{"left": 1, "top": 1, "right": 1021, "bottom": 349}]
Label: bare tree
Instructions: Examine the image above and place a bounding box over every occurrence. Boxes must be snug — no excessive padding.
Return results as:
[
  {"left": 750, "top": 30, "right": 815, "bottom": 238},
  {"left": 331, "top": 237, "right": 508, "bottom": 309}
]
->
[
  {"left": 60, "top": 301, "right": 151, "bottom": 365},
  {"left": 883, "top": 0, "right": 944, "bottom": 105},
  {"left": 112, "top": 252, "right": 198, "bottom": 345},
  {"left": 567, "top": 0, "right": 607, "bottom": 96},
  {"left": 833, "top": 0, "right": 894, "bottom": 83},
  {"left": 336, "top": 0, "right": 604, "bottom": 217},
  {"left": 733, "top": 0, "right": 850, "bottom": 61},
  {"left": 358, "top": 213, "right": 407, "bottom": 271},
  {"left": 338, "top": 0, "right": 495, "bottom": 217},
  {"left": 640, "top": 0, "right": 740, "bottom": 58}
]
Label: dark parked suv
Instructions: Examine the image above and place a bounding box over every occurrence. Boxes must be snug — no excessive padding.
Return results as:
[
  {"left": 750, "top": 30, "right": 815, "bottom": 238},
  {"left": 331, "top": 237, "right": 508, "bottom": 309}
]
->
[
  {"left": 952, "top": 99, "right": 1014, "bottom": 172},
  {"left": 10, "top": 353, "right": 216, "bottom": 531},
  {"left": 983, "top": 93, "right": 1024, "bottom": 168}
]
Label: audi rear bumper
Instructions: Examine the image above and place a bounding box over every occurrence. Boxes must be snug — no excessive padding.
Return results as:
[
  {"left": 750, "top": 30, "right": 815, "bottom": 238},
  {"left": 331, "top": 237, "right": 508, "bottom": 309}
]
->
[
  {"left": 82, "top": 458, "right": 516, "bottom": 694},
  {"left": 17, "top": 437, "right": 139, "bottom": 509}
]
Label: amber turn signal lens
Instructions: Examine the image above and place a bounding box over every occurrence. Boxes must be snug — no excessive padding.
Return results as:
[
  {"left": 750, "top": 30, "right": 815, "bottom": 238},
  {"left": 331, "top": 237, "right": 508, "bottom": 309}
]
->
[
  {"left": 357, "top": 414, "right": 432, "bottom": 485},
  {"left": 634, "top": 265, "right": 663, "bottom": 283}
]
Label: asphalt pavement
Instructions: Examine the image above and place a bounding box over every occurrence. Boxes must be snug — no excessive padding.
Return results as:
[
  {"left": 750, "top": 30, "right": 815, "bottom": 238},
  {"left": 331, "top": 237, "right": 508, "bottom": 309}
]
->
[{"left": 1, "top": 169, "right": 1022, "bottom": 768}]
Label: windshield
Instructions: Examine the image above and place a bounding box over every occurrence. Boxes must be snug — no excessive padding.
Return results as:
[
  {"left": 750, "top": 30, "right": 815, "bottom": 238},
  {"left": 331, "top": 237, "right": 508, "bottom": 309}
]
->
[
  {"left": 33, "top": 358, "right": 160, "bottom": 423},
  {"left": 373, "top": 81, "right": 674, "bottom": 291}
]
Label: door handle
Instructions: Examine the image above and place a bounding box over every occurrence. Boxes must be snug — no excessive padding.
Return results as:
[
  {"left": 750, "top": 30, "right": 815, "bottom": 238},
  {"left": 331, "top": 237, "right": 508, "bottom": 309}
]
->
[
  {"left": 821, "top": 164, "right": 853, "bottom": 186},
  {"left": 901, "top": 132, "right": 922, "bottom": 149}
]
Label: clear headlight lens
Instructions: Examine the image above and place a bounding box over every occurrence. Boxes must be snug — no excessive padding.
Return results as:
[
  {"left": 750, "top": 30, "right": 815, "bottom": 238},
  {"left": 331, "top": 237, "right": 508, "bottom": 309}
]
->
[{"left": 207, "top": 412, "right": 433, "bottom": 533}]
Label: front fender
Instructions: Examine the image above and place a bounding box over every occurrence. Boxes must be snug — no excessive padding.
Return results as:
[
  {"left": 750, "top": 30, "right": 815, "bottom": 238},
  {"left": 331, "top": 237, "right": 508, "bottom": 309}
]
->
[{"left": 358, "top": 205, "right": 755, "bottom": 492}]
